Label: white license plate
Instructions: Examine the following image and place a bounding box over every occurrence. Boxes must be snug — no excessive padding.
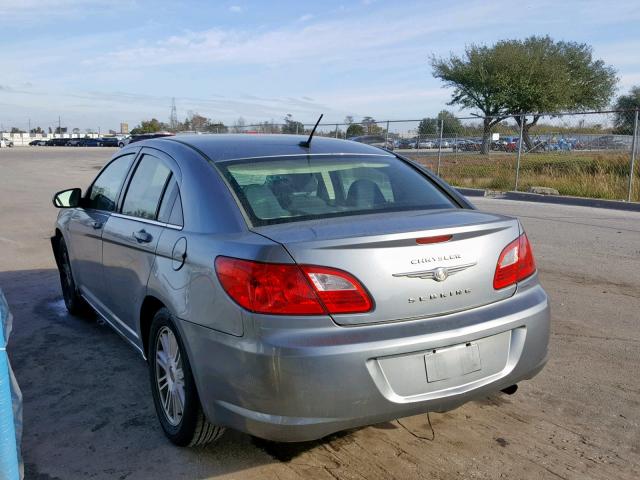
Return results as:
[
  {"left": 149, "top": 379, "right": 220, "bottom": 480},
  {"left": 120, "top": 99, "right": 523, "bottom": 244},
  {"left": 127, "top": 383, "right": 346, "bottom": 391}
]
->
[{"left": 424, "top": 342, "right": 482, "bottom": 383}]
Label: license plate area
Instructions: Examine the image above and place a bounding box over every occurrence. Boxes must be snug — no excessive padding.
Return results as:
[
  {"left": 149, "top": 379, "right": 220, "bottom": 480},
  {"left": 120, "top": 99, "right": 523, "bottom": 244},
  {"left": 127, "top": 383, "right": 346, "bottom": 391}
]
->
[
  {"left": 371, "top": 330, "right": 516, "bottom": 399},
  {"left": 424, "top": 342, "right": 482, "bottom": 383}
]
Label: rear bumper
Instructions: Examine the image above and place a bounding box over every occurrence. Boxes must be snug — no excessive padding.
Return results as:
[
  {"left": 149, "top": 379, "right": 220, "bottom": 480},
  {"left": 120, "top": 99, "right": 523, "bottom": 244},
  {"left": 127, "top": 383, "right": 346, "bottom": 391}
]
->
[{"left": 180, "top": 281, "right": 549, "bottom": 442}]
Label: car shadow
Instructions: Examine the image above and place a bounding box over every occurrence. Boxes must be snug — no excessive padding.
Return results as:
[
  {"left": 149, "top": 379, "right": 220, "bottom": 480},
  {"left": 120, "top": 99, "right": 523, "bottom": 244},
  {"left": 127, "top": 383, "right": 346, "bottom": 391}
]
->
[{"left": 0, "top": 268, "right": 370, "bottom": 479}]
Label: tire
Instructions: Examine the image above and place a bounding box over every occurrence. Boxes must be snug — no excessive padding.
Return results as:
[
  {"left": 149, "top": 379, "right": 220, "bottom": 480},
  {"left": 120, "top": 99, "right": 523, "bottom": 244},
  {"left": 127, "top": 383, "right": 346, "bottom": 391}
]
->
[
  {"left": 57, "top": 237, "right": 93, "bottom": 316},
  {"left": 148, "top": 308, "right": 225, "bottom": 447}
]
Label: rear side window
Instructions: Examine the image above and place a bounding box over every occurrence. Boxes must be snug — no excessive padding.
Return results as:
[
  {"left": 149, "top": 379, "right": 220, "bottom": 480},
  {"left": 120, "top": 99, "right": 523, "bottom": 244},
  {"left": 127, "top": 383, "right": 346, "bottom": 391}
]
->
[
  {"left": 121, "top": 155, "right": 171, "bottom": 220},
  {"left": 168, "top": 193, "right": 183, "bottom": 226},
  {"left": 217, "top": 155, "right": 455, "bottom": 226},
  {"left": 87, "top": 154, "right": 134, "bottom": 211},
  {"left": 157, "top": 177, "right": 184, "bottom": 227}
]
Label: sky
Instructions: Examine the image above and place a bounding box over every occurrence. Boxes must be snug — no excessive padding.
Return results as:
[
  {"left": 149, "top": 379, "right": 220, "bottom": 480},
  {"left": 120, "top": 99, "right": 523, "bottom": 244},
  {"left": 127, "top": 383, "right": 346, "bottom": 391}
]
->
[{"left": 0, "top": 0, "right": 639, "bottom": 132}]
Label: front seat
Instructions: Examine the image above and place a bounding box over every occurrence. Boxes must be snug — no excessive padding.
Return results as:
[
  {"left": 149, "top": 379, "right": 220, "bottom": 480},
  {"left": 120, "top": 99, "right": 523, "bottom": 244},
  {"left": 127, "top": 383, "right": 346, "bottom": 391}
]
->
[{"left": 346, "top": 179, "right": 386, "bottom": 209}]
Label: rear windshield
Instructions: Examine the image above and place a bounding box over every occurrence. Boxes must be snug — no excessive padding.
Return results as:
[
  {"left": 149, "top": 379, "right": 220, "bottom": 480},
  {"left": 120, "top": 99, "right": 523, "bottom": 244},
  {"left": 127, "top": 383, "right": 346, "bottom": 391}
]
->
[{"left": 217, "top": 155, "right": 456, "bottom": 226}]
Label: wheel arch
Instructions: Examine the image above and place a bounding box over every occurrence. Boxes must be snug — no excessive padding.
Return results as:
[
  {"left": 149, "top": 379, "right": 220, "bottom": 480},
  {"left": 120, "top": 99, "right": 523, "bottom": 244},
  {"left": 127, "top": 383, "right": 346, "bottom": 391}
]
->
[
  {"left": 140, "top": 295, "right": 167, "bottom": 358},
  {"left": 51, "top": 228, "right": 64, "bottom": 269}
]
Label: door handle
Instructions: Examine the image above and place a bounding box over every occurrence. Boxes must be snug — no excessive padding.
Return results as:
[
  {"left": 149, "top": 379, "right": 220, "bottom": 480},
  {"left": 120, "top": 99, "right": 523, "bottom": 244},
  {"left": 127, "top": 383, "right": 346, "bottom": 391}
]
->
[
  {"left": 91, "top": 221, "right": 103, "bottom": 230},
  {"left": 133, "top": 229, "right": 152, "bottom": 243}
]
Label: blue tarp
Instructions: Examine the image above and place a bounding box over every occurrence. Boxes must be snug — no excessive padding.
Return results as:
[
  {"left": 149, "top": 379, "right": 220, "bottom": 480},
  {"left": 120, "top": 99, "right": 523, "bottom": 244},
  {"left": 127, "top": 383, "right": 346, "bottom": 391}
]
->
[{"left": 0, "top": 291, "right": 21, "bottom": 480}]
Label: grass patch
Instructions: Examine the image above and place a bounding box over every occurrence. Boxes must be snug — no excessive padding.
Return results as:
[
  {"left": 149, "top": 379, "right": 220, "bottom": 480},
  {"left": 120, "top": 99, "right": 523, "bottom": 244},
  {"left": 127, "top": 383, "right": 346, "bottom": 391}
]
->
[{"left": 407, "top": 151, "right": 638, "bottom": 202}]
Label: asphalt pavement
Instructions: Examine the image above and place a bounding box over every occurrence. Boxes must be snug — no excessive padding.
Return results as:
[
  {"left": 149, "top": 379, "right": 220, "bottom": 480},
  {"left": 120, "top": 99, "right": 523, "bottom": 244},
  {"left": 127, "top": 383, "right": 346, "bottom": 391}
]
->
[{"left": 0, "top": 147, "right": 638, "bottom": 479}]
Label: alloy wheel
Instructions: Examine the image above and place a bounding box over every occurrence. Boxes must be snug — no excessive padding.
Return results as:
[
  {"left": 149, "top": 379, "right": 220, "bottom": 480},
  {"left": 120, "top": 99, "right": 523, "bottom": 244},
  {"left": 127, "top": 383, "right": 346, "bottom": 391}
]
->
[{"left": 155, "top": 326, "right": 185, "bottom": 426}]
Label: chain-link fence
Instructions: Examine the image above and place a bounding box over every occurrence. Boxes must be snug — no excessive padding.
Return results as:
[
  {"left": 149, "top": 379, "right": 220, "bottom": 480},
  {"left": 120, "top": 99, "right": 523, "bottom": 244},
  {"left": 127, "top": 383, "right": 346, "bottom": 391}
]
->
[{"left": 215, "top": 109, "right": 638, "bottom": 203}]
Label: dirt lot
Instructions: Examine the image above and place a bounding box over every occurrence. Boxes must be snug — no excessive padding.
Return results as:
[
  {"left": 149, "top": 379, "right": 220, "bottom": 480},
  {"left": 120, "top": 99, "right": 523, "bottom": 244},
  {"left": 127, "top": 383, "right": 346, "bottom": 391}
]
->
[{"left": 0, "top": 147, "right": 639, "bottom": 480}]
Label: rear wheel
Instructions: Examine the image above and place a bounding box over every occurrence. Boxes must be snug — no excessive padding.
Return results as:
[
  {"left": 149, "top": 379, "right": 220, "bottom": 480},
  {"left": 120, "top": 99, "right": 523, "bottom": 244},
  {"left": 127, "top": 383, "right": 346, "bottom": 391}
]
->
[
  {"left": 148, "top": 308, "right": 225, "bottom": 447},
  {"left": 57, "top": 238, "right": 92, "bottom": 316}
]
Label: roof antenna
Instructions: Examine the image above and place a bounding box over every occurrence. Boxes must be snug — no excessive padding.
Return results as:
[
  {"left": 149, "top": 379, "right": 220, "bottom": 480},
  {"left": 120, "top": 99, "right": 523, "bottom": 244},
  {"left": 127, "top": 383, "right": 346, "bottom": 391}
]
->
[{"left": 299, "top": 114, "right": 323, "bottom": 148}]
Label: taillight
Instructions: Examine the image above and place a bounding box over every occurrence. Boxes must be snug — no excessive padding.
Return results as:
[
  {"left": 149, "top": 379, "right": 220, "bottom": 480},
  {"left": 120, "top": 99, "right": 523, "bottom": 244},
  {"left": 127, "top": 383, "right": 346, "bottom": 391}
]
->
[
  {"left": 493, "top": 233, "right": 537, "bottom": 290},
  {"left": 300, "top": 265, "right": 372, "bottom": 314},
  {"left": 214, "top": 256, "right": 373, "bottom": 315}
]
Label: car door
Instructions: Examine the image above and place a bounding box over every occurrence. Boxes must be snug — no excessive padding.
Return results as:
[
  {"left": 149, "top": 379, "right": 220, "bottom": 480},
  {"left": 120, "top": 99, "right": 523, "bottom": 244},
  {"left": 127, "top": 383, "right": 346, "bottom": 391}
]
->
[
  {"left": 100, "top": 150, "right": 175, "bottom": 343},
  {"left": 66, "top": 153, "right": 136, "bottom": 306}
]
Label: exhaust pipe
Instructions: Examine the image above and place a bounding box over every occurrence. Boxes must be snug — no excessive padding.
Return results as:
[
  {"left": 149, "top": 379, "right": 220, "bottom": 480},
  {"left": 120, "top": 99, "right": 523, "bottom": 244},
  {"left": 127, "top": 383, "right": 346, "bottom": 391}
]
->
[{"left": 501, "top": 384, "right": 518, "bottom": 395}]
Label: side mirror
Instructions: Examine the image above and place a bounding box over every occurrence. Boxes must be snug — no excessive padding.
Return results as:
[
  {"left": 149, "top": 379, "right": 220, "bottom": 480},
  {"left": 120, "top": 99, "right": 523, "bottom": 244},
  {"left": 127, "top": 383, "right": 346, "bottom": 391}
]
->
[{"left": 53, "top": 188, "right": 82, "bottom": 208}]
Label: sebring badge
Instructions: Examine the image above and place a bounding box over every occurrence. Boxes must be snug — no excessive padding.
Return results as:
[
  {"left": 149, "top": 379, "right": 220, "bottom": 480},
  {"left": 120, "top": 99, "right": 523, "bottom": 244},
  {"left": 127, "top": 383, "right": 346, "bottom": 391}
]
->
[{"left": 392, "top": 262, "right": 477, "bottom": 282}]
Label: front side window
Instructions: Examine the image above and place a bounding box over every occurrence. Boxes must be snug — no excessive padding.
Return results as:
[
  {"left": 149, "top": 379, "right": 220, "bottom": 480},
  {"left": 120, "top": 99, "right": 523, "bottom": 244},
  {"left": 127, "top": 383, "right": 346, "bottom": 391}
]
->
[
  {"left": 87, "top": 154, "right": 134, "bottom": 211},
  {"left": 121, "top": 155, "right": 171, "bottom": 220},
  {"left": 217, "top": 155, "right": 456, "bottom": 226}
]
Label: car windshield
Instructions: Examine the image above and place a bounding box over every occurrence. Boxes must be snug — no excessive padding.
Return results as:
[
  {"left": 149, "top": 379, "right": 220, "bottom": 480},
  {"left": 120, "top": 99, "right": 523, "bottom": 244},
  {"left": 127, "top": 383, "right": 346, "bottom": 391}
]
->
[{"left": 217, "top": 155, "right": 456, "bottom": 226}]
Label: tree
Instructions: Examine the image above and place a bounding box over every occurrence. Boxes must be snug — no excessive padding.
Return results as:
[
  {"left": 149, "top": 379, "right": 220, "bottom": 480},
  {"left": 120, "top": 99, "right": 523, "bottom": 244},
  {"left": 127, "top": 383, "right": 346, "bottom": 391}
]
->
[
  {"left": 231, "top": 117, "right": 246, "bottom": 133},
  {"left": 282, "top": 114, "right": 305, "bottom": 134},
  {"left": 208, "top": 121, "right": 228, "bottom": 133},
  {"left": 30, "top": 127, "right": 43, "bottom": 134},
  {"left": 431, "top": 36, "right": 617, "bottom": 153},
  {"left": 361, "top": 116, "right": 381, "bottom": 134},
  {"left": 346, "top": 123, "right": 364, "bottom": 137},
  {"left": 130, "top": 118, "right": 167, "bottom": 134},
  {"left": 418, "top": 111, "right": 463, "bottom": 136},
  {"left": 179, "top": 111, "right": 225, "bottom": 133},
  {"left": 437, "top": 110, "right": 463, "bottom": 136},
  {"left": 258, "top": 120, "right": 281, "bottom": 134},
  {"left": 190, "top": 113, "right": 209, "bottom": 131},
  {"left": 417, "top": 117, "right": 437, "bottom": 135},
  {"left": 613, "top": 86, "right": 640, "bottom": 133},
  {"left": 10, "top": 127, "right": 25, "bottom": 134},
  {"left": 72, "top": 128, "right": 80, "bottom": 134}
]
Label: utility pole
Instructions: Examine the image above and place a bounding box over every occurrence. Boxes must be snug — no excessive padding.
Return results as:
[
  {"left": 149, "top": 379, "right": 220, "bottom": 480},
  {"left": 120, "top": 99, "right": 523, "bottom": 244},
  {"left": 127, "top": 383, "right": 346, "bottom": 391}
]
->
[
  {"left": 385, "top": 121, "right": 390, "bottom": 146},
  {"left": 28, "top": 118, "right": 31, "bottom": 134},
  {"left": 169, "top": 98, "right": 178, "bottom": 130},
  {"left": 436, "top": 118, "right": 444, "bottom": 176},
  {"left": 628, "top": 109, "right": 639, "bottom": 202}
]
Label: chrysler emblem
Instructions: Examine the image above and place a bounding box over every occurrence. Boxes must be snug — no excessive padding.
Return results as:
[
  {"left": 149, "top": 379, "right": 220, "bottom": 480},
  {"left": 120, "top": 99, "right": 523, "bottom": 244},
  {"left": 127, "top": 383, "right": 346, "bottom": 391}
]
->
[
  {"left": 392, "top": 262, "right": 477, "bottom": 282},
  {"left": 433, "top": 267, "right": 448, "bottom": 282}
]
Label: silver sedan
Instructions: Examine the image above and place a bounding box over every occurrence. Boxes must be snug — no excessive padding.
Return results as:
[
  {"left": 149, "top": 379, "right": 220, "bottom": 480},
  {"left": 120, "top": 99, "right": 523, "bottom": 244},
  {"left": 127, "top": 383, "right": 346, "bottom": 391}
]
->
[{"left": 51, "top": 134, "right": 549, "bottom": 446}]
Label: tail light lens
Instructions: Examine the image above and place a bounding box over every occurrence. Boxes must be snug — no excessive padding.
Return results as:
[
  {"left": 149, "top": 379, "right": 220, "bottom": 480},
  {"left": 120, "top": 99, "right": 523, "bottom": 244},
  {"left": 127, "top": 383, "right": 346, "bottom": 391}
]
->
[
  {"left": 214, "top": 256, "right": 373, "bottom": 315},
  {"left": 493, "top": 233, "right": 537, "bottom": 290},
  {"left": 300, "top": 265, "right": 372, "bottom": 314}
]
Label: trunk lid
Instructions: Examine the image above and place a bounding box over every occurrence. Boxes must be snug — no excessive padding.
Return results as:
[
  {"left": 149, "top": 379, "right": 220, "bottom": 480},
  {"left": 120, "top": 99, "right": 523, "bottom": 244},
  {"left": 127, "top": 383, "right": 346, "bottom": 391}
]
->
[{"left": 255, "top": 208, "right": 521, "bottom": 326}]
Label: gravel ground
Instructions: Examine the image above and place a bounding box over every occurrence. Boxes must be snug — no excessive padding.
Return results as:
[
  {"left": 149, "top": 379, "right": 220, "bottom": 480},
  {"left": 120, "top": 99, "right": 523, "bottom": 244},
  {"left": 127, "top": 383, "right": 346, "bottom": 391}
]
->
[{"left": 0, "top": 147, "right": 638, "bottom": 480}]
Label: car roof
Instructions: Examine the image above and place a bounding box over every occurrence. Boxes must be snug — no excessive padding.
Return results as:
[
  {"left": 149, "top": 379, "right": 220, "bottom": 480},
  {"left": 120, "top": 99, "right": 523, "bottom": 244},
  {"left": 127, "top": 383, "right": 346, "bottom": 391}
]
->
[{"left": 141, "top": 134, "right": 394, "bottom": 162}]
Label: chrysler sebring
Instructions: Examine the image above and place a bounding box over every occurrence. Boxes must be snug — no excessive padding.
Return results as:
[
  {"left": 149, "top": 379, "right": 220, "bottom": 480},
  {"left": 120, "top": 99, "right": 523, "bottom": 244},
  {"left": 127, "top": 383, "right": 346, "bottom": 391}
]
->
[{"left": 51, "top": 134, "right": 549, "bottom": 446}]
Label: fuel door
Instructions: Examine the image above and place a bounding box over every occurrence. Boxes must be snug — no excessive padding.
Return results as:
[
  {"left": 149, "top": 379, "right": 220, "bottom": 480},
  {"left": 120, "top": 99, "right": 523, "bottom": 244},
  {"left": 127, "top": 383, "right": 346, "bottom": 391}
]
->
[{"left": 171, "top": 237, "right": 187, "bottom": 270}]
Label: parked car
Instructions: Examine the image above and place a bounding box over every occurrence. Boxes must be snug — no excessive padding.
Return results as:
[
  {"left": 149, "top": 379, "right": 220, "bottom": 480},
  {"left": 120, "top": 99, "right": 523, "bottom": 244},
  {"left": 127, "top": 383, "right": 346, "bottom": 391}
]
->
[
  {"left": 396, "top": 138, "right": 415, "bottom": 149},
  {"left": 348, "top": 135, "right": 393, "bottom": 150},
  {"left": 118, "top": 136, "right": 131, "bottom": 148},
  {"left": 0, "top": 138, "right": 14, "bottom": 147},
  {"left": 417, "top": 140, "right": 435, "bottom": 149},
  {"left": 29, "top": 139, "right": 48, "bottom": 146},
  {"left": 46, "top": 138, "right": 71, "bottom": 146},
  {"left": 82, "top": 138, "right": 102, "bottom": 147},
  {"left": 51, "top": 134, "right": 549, "bottom": 447},
  {"left": 66, "top": 138, "right": 86, "bottom": 147},
  {"left": 99, "top": 137, "right": 120, "bottom": 147}
]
